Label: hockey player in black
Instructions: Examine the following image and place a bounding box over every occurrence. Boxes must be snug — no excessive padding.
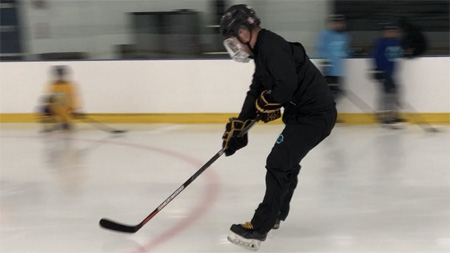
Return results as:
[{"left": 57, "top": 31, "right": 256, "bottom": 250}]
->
[{"left": 220, "top": 4, "right": 337, "bottom": 250}]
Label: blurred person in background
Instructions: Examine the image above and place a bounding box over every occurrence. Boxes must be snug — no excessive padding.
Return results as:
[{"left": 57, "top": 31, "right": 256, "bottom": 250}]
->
[
  {"left": 371, "top": 23, "right": 405, "bottom": 126},
  {"left": 219, "top": 4, "right": 336, "bottom": 250},
  {"left": 398, "top": 17, "right": 427, "bottom": 59},
  {"left": 40, "top": 66, "right": 82, "bottom": 132},
  {"left": 317, "top": 14, "right": 351, "bottom": 120}
]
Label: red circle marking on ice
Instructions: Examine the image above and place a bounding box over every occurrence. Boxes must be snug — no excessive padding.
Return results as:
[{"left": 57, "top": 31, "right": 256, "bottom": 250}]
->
[{"left": 1, "top": 135, "right": 221, "bottom": 252}]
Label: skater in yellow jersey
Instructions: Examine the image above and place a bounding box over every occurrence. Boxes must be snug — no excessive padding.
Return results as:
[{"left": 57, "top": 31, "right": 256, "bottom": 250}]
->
[{"left": 40, "top": 66, "right": 81, "bottom": 132}]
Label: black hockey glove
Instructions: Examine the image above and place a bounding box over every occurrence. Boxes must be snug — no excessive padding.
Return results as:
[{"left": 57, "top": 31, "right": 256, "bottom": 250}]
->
[
  {"left": 222, "top": 117, "right": 251, "bottom": 156},
  {"left": 255, "top": 90, "right": 282, "bottom": 123},
  {"left": 371, "top": 68, "right": 385, "bottom": 81},
  {"left": 42, "top": 105, "right": 53, "bottom": 116}
]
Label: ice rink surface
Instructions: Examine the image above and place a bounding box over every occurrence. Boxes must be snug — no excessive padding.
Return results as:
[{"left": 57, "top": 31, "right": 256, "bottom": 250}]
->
[{"left": 1, "top": 123, "right": 449, "bottom": 253}]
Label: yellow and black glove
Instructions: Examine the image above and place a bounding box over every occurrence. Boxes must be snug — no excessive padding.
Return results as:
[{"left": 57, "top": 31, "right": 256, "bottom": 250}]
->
[
  {"left": 222, "top": 117, "right": 252, "bottom": 156},
  {"left": 255, "top": 90, "right": 282, "bottom": 123}
]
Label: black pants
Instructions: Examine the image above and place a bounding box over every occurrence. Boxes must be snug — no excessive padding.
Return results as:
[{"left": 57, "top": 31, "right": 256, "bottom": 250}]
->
[
  {"left": 251, "top": 108, "right": 337, "bottom": 233},
  {"left": 380, "top": 73, "right": 397, "bottom": 93},
  {"left": 377, "top": 73, "right": 401, "bottom": 117}
]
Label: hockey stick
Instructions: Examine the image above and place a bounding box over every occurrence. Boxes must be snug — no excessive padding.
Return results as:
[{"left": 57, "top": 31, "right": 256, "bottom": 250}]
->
[
  {"left": 403, "top": 102, "right": 440, "bottom": 133},
  {"left": 342, "top": 90, "right": 405, "bottom": 129},
  {"left": 344, "top": 90, "right": 439, "bottom": 132},
  {"left": 342, "top": 90, "right": 376, "bottom": 116},
  {"left": 99, "top": 118, "right": 259, "bottom": 233},
  {"left": 81, "top": 116, "right": 127, "bottom": 134}
]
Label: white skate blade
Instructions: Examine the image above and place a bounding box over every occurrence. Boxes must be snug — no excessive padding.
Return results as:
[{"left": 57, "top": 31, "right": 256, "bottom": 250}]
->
[
  {"left": 227, "top": 233, "right": 262, "bottom": 251},
  {"left": 382, "top": 122, "right": 405, "bottom": 130}
]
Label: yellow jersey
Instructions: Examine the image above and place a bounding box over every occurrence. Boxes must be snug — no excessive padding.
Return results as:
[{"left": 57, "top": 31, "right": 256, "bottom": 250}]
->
[{"left": 47, "top": 81, "right": 78, "bottom": 109}]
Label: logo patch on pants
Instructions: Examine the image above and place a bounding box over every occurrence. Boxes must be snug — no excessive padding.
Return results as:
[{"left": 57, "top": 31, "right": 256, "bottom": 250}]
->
[{"left": 276, "top": 133, "right": 284, "bottom": 144}]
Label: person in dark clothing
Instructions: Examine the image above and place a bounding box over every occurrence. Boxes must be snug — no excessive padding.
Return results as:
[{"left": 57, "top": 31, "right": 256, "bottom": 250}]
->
[
  {"left": 372, "top": 23, "right": 405, "bottom": 125},
  {"left": 398, "top": 17, "right": 427, "bottom": 59},
  {"left": 219, "top": 4, "right": 337, "bottom": 250}
]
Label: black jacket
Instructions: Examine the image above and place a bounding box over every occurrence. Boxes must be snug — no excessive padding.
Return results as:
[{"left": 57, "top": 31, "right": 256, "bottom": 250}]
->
[{"left": 238, "top": 29, "right": 335, "bottom": 122}]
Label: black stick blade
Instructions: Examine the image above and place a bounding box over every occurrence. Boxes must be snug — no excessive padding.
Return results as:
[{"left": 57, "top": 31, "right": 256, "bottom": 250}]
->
[
  {"left": 112, "top": 130, "right": 127, "bottom": 134},
  {"left": 425, "top": 126, "right": 440, "bottom": 133},
  {"left": 99, "top": 218, "right": 141, "bottom": 233}
]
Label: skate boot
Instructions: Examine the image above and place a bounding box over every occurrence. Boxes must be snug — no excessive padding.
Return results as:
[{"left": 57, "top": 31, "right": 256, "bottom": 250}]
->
[
  {"left": 381, "top": 118, "right": 404, "bottom": 130},
  {"left": 392, "top": 116, "right": 406, "bottom": 123},
  {"left": 61, "top": 123, "right": 72, "bottom": 131},
  {"left": 380, "top": 111, "right": 405, "bottom": 130},
  {"left": 227, "top": 222, "right": 267, "bottom": 251}
]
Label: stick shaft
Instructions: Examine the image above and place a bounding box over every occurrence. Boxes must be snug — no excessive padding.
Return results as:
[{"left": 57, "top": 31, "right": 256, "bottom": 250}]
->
[
  {"left": 82, "top": 116, "right": 125, "bottom": 133},
  {"left": 99, "top": 118, "right": 259, "bottom": 233}
]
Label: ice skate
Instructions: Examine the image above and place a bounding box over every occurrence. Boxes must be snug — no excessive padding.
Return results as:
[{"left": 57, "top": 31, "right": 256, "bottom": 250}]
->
[
  {"left": 227, "top": 222, "right": 267, "bottom": 251},
  {"left": 381, "top": 117, "right": 405, "bottom": 130},
  {"left": 378, "top": 112, "right": 405, "bottom": 130}
]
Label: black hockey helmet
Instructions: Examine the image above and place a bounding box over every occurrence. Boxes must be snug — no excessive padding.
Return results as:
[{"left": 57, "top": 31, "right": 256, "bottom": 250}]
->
[{"left": 219, "top": 4, "right": 260, "bottom": 38}]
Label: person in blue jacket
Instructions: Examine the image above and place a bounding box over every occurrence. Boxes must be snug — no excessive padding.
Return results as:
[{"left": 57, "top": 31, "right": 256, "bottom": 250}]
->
[
  {"left": 317, "top": 14, "right": 351, "bottom": 104},
  {"left": 372, "top": 23, "right": 405, "bottom": 125}
]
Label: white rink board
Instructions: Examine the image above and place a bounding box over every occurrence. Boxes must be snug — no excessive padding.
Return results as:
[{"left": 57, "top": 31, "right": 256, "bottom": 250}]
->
[{"left": 0, "top": 58, "right": 449, "bottom": 113}]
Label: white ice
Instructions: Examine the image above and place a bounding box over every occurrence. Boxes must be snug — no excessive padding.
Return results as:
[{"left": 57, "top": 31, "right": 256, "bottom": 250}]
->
[{"left": 1, "top": 123, "right": 449, "bottom": 253}]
